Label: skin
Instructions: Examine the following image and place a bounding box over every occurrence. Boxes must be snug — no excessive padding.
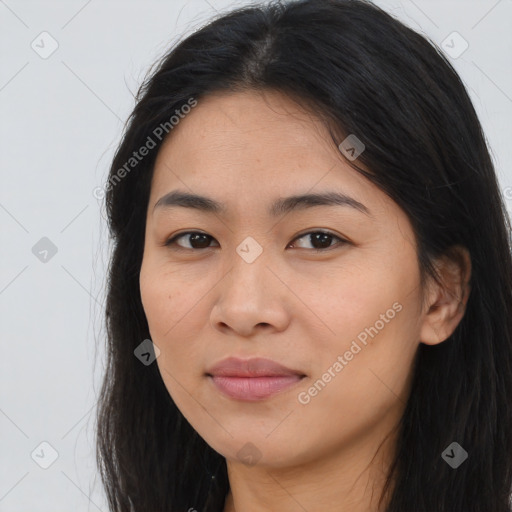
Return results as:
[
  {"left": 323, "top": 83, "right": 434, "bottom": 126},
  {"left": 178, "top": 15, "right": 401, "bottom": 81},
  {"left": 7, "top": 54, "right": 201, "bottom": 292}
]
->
[{"left": 139, "top": 89, "right": 471, "bottom": 511}]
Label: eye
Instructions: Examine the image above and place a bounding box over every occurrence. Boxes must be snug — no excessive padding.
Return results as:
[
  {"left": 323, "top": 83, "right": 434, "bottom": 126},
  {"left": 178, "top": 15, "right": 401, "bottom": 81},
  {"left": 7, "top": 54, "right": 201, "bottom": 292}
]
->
[
  {"left": 288, "top": 230, "right": 347, "bottom": 252},
  {"left": 164, "top": 230, "right": 347, "bottom": 252},
  {"left": 164, "top": 231, "right": 218, "bottom": 250}
]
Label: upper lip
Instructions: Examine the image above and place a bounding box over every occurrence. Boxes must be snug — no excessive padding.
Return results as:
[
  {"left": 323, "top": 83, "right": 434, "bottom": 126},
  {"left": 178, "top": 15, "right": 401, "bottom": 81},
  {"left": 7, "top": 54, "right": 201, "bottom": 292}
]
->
[{"left": 206, "top": 357, "right": 305, "bottom": 378}]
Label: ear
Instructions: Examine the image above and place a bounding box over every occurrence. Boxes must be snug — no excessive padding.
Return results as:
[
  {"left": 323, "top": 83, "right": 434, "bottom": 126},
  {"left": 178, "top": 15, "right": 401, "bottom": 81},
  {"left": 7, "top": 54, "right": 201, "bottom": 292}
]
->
[{"left": 419, "top": 245, "right": 472, "bottom": 346}]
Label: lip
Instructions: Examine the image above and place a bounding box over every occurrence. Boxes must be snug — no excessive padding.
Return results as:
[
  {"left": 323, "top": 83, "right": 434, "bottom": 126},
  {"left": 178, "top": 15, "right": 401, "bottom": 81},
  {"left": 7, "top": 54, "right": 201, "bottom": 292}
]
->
[
  {"left": 206, "top": 357, "right": 306, "bottom": 401},
  {"left": 206, "top": 357, "right": 304, "bottom": 378}
]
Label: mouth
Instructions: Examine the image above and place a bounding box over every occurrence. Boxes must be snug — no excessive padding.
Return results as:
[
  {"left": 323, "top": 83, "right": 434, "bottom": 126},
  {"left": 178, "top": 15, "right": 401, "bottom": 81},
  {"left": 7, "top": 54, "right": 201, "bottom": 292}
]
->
[
  {"left": 205, "top": 356, "right": 306, "bottom": 402},
  {"left": 206, "top": 374, "right": 306, "bottom": 401}
]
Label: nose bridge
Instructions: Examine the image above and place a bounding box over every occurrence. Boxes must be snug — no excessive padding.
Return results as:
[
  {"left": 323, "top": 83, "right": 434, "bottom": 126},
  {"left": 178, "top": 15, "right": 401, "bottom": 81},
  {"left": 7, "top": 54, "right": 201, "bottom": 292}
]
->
[
  {"left": 209, "top": 236, "right": 290, "bottom": 335},
  {"left": 226, "top": 237, "right": 270, "bottom": 297}
]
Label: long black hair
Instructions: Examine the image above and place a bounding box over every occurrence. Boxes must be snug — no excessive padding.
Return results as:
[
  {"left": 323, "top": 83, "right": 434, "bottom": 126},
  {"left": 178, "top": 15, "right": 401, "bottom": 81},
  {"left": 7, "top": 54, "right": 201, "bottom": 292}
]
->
[{"left": 96, "top": 0, "right": 512, "bottom": 510}]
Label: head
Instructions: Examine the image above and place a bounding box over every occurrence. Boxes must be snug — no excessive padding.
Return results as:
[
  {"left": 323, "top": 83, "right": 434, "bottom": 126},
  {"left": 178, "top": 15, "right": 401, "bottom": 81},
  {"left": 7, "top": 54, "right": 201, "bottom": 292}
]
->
[{"left": 96, "top": 1, "right": 512, "bottom": 511}]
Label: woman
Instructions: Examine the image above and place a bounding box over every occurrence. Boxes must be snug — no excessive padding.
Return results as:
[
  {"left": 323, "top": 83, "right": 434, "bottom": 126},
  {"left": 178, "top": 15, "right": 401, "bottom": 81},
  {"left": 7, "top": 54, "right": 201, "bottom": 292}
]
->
[{"left": 96, "top": 0, "right": 512, "bottom": 510}]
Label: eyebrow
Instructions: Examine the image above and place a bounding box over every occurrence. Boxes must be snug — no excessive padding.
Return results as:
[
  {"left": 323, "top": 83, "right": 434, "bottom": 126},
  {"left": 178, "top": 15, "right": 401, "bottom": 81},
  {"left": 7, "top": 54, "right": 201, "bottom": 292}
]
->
[{"left": 153, "top": 189, "right": 371, "bottom": 217}]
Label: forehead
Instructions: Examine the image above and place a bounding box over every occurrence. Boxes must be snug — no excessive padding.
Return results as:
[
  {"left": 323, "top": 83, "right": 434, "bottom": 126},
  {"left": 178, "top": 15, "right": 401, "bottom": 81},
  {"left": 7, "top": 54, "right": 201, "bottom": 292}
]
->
[{"left": 149, "top": 90, "right": 388, "bottom": 217}]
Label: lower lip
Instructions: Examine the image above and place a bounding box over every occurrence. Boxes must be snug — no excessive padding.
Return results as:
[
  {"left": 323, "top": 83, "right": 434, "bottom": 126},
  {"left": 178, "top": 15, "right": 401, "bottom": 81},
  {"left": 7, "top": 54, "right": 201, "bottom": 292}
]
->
[{"left": 208, "top": 375, "right": 304, "bottom": 401}]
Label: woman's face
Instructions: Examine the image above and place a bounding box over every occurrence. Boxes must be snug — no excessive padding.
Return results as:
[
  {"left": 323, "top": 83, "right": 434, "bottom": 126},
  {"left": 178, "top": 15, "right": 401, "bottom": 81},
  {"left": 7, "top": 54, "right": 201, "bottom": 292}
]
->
[{"left": 140, "top": 89, "right": 428, "bottom": 470}]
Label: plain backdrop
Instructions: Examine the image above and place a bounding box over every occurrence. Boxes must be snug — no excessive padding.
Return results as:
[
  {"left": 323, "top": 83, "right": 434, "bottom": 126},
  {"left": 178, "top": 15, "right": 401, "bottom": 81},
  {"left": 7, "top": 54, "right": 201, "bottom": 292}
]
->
[{"left": 1, "top": 0, "right": 511, "bottom": 510}]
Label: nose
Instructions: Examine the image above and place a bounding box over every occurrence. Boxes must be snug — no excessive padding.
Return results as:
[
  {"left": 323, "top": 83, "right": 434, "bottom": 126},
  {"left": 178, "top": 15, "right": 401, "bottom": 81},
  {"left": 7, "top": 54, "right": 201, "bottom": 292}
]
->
[{"left": 209, "top": 251, "right": 290, "bottom": 338}]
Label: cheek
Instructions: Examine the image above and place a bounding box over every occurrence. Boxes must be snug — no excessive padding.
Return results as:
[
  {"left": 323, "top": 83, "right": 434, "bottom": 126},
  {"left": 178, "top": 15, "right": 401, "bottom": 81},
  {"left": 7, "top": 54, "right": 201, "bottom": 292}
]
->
[
  {"left": 139, "top": 261, "right": 214, "bottom": 383},
  {"left": 289, "top": 367, "right": 406, "bottom": 465},
  {"left": 308, "top": 258, "right": 419, "bottom": 353},
  {"left": 287, "top": 304, "right": 419, "bottom": 463},
  {"left": 300, "top": 249, "right": 422, "bottom": 413},
  {"left": 140, "top": 266, "right": 207, "bottom": 415},
  {"left": 140, "top": 261, "right": 202, "bottom": 339}
]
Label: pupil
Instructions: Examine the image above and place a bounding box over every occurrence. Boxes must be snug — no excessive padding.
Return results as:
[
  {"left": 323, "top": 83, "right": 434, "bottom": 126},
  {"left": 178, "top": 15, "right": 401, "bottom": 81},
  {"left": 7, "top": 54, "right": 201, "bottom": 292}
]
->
[
  {"left": 312, "top": 233, "right": 332, "bottom": 249},
  {"left": 190, "top": 233, "right": 210, "bottom": 248}
]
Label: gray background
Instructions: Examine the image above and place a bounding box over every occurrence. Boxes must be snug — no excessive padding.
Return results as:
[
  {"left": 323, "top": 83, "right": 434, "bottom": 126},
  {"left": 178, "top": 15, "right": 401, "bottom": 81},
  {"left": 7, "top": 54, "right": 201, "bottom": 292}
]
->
[{"left": 1, "top": 0, "right": 511, "bottom": 510}]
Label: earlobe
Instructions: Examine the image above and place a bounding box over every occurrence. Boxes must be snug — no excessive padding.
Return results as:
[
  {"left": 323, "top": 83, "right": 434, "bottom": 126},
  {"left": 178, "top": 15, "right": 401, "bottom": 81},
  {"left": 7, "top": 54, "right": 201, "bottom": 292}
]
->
[{"left": 419, "top": 245, "right": 472, "bottom": 346}]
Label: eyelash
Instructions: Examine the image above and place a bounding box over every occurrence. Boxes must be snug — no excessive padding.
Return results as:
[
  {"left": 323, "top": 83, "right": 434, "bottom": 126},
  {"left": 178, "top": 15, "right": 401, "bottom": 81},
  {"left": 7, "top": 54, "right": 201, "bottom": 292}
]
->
[{"left": 163, "top": 230, "right": 348, "bottom": 253}]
